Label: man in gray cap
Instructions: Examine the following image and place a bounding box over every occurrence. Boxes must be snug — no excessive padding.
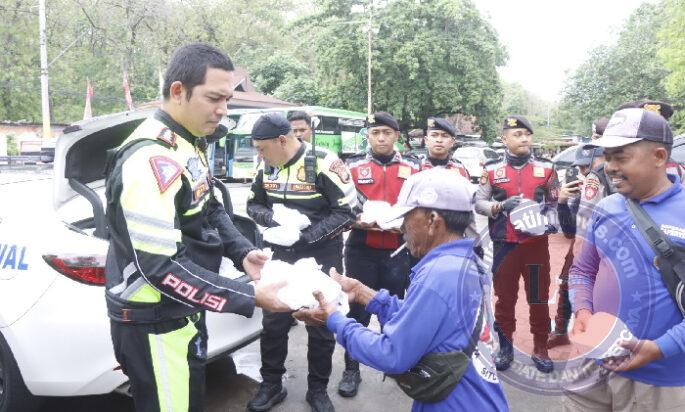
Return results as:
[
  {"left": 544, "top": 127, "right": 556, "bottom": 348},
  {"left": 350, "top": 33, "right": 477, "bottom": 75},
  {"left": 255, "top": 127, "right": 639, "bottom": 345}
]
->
[
  {"left": 246, "top": 112, "right": 357, "bottom": 412},
  {"left": 293, "top": 168, "right": 509, "bottom": 411},
  {"left": 566, "top": 108, "right": 685, "bottom": 410}
]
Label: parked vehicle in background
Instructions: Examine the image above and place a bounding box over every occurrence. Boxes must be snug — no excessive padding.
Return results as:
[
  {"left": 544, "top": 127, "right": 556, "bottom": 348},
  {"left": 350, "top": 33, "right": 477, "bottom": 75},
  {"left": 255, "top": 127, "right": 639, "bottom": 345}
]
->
[
  {"left": 452, "top": 146, "right": 499, "bottom": 182},
  {"left": 212, "top": 106, "right": 368, "bottom": 181},
  {"left": 0, "top": 109, "right": 263, "bottom": 412}
]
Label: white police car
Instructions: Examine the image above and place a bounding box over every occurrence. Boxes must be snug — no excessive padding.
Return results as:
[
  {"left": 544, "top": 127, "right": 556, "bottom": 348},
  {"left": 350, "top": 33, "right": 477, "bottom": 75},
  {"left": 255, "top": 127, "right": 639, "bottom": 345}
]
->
[{"left": 0, "top": 109, "right": 263, "bottom": 412}]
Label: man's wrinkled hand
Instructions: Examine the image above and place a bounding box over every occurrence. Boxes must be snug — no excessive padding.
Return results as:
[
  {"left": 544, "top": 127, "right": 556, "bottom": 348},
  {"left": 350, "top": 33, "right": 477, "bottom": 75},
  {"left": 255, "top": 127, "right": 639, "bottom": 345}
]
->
[
  {"left": 292, "top": 290, "right": 336, "bottom": 326},
  {"left": 601, "top": 339, "right": 663, "bottom": 372},
  {"left": 242, "top": 250, "right": 270, "bottom": 282},
  {"left": 254, "top": 281, "right": 291, "bottom": 312},
  {"left": 330, "top": 268, "right": 363, "bottom": 304}
]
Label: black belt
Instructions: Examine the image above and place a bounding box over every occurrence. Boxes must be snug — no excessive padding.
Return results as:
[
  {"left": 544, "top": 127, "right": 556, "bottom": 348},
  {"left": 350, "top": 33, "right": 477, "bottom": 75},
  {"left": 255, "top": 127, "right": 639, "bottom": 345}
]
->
[{"left": 106, "top": 293, "right": 199, "bottom": 324}]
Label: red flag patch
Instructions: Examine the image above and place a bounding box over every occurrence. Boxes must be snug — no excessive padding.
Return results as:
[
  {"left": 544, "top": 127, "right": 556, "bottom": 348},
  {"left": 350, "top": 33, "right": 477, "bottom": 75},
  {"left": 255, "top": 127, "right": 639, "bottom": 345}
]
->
[{"left": 149, "top": 156, "right": 183, "bottom": 193}]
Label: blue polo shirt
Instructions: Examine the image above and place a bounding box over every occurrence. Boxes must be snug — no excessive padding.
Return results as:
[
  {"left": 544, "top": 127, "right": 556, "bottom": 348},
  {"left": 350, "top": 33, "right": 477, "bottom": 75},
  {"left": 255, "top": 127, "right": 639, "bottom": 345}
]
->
[
  {"left": 569, "top": 174, "right": 685, "bottom": 386},
  {"left": 327, "top": 238, "right": 509, "bottom": 411}
]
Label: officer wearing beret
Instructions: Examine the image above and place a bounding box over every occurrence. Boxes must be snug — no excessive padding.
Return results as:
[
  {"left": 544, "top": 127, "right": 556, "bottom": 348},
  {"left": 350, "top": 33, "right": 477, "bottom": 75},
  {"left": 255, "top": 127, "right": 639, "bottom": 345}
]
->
[
  {"left": 339, "top": 111, "right": 420, "bottom": 397},
  {"left": 421, "top": 117, "right": 470, "bottom": 179},
  {"left": 475, "top": 115, "right": 560, "bottom": 373},
  {"left": 246, "top": 112, "right": 357, "bottom": 412}
]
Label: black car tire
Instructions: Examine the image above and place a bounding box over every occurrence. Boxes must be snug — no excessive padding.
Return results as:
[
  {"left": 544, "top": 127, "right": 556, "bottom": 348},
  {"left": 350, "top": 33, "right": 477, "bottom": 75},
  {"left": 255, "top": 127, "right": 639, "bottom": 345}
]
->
[{"left": 0, "top": 332, "right": 41, "bottom": 412}]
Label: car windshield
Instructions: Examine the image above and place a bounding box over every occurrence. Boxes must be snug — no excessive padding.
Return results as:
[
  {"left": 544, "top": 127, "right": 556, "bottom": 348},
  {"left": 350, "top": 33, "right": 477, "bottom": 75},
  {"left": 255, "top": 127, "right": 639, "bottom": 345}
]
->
[
  {"left": 454, "top": 147, "right": 480, "bottom": 158},
  {"left": 672, "top": 138, "right": 685, "bottom": 164}
]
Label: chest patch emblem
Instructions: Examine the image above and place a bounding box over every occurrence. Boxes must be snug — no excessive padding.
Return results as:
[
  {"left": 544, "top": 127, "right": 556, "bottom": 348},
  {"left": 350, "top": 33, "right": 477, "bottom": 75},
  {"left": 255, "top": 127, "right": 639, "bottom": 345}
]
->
[
  {"left": 495, "top": 167, "right": 506, "bottom": 179},
  {"left": 297, "top": 166, "right": 307, "bottom": 182},
  {"left": 359, "top": 166, "right": 372, "bottom": 179},
  {"left": 398, "top": 165, "right": 411, "bottom": 179},
  {"left": 149, "top": 156, "right": 183, "bottom": 193},
  {"left": 533, "top": 167, "right": 545, "bottom": 178}
]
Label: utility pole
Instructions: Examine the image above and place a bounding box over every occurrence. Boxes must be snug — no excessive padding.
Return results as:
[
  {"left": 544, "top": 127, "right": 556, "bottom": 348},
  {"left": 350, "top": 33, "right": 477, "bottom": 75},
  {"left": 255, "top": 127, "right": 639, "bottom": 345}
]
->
[
  {"left": 366, "top": 1, "right": 374, "bottom": 116},
  {"left": 39, "top": 0, "right": 51, "bottom": 139}
]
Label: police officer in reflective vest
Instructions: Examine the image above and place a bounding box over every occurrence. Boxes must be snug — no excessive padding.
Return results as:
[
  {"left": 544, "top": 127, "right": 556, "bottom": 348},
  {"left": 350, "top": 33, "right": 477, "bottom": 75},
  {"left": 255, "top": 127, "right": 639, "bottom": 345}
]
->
[
  {"left": 339, "top": 112, "right": 420, "bottom": 397},
  {"left": 247, "top": 112, "right": 356, "bottom": 412},
  {"left": 105, "top": 43, "right": 290, "bottom": 412},
  {"left": 421, "top": 117, "right": 470, "bottom": 179},
  {"left": 474, "top": 115, "right": 559, "bottom": 373}
]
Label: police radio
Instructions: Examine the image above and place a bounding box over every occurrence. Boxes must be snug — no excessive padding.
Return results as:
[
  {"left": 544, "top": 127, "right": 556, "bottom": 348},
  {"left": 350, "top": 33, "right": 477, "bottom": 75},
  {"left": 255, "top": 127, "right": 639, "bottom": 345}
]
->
[{"left": 304, "top": 115, "right": 320, "bottom": 183}]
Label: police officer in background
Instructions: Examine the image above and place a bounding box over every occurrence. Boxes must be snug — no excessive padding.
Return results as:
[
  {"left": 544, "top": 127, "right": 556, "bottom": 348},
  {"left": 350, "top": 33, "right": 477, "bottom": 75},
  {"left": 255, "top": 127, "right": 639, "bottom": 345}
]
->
[
  {"left": 287, "top": 110, "right": 313, "bottom": 143},
  {"left": 421, "top": 117, "right": 470, "bottom": 179},
  {"left": 104, "top": 43, "right": 290, "bottom": 412},
  {"left": 339, "top": 112, "right": 420, "bottom": 397},
  {"left": 474, "top": 115, "right": 559, "bottom": 373},
  {"left": 246, "top": 112, "right": 356, "bottom": 412},
  {"left": 548, "top": 145, "right": 605, "bottom": 349}
]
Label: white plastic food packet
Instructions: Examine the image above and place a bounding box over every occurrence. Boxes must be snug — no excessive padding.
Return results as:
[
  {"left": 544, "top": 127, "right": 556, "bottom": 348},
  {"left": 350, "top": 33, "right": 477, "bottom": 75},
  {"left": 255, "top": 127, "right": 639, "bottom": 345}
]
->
[{"left": 260, "top": 258, "right": 350, "bottom": 314}]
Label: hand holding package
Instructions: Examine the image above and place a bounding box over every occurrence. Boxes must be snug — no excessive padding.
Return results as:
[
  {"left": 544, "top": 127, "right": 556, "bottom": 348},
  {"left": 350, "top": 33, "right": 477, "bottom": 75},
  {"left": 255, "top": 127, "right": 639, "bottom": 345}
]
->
[{"left": 260, "top": 258, "right": 349, "bottom": 313}]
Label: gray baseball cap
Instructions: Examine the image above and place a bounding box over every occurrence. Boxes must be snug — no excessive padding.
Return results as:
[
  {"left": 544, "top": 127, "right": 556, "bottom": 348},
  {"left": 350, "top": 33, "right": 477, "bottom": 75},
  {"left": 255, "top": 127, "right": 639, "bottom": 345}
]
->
[
  {"left": 588, "top": 108, "right": 673, "bottom": 149},
  {"left": 379, "top": 168, "right": 475, "bottom": 224}
]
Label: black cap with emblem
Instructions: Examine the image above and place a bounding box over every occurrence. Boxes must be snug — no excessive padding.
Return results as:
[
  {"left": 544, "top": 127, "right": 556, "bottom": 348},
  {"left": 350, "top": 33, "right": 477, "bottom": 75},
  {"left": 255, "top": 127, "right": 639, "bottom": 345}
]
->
[
  {"left": 366, "top": 111, "right": 400, "bottom": 131},
  {"left": 502, "top": 115, "right": 533, "bottom": 134},
  {"left": 617, "top": 100, "right": 674, "bottom": 120},
  {"left": 251, "top": 112, "right": 292, "bottom": 140},
  {"left": 427, "top": 117, "right": 456, "bottom": 137}
]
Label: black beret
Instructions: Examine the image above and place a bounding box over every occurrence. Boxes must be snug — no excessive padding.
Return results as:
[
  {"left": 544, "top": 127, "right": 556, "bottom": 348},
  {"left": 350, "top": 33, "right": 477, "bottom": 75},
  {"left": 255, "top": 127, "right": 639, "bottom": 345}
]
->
[
  {"left": 366, "top": 111, "right": 399, "bottom": 131},
  {"left": 251, "top": 112, "right": 291, "bottom": 140},
  {"left": 592, "top": 117, "right": 610, "bottom": 136},
  {"left": 502, "top": 115, "right": 533, "bottom": 134},
  {"left": 427, "top": 117, "right": 456, "bottom": 137},
  {"left": 617, "top": 100, "right": 674, "bottom": 120}
]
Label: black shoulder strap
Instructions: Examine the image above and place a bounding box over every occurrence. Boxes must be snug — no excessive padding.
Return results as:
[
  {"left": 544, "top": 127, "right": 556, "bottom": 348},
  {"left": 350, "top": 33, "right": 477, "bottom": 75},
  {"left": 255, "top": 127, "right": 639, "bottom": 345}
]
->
[
  {"left": 626, "top": 199, "right": 680, "bottom": 267},
  {"left": 626, "top": 198, "right": 685, "bottom": 316},
  {"left": 104, "top": 139, "right": 159, "bottom": 181}
]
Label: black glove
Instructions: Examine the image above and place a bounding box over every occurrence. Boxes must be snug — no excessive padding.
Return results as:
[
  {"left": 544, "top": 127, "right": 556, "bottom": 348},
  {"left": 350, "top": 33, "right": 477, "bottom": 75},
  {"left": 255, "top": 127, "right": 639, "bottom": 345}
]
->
[{"left": 500, "top": 196, "right": 522, "bottom": 212}]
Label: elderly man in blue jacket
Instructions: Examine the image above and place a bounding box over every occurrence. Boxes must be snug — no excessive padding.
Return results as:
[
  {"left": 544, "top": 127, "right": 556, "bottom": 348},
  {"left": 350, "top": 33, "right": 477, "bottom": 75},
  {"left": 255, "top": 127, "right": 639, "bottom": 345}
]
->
[{"left": 295, "top": 168, "right": 509, "bottom": 411}]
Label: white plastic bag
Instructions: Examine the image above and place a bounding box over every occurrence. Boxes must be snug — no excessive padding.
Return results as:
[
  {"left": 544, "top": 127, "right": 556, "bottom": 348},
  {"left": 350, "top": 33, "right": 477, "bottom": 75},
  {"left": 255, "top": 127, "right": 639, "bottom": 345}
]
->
[
  {"left": 263, "top": 226, "right": 301, "bottom": 247},
  {"left": 359, "top": 200, "right": 392, "bottom": 225},
  {"left": 272, "top": 204, "right": 311, "bottom": 230},
  {"left": 260, "top": 258, "right": 349, "bottom": 314}
]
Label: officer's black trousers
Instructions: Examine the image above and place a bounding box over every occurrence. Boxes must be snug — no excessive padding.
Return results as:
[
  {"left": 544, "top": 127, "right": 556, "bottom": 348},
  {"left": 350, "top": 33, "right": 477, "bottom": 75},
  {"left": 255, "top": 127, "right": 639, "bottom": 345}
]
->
[
  {"left": 344, "top": 246, "right": 412, "bottom": 327},
  {"left": 260, "top": 241, "right": 342, "bottom": 389},
  {"left": 110, "top": 313, "right": 207, "bottom": 412}
]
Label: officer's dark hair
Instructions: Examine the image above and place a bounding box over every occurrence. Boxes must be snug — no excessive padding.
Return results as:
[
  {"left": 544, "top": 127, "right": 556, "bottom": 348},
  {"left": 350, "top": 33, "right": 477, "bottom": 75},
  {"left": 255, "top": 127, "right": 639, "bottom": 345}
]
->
[
  {"left": 163, "top": 43, "right": 234, "bottom": 101},
  {"left": 287, "top": 111, "right": 312, "bottom": 126},
  {"left": 426, "top": 208, "right": 472, "bottom": 235}
]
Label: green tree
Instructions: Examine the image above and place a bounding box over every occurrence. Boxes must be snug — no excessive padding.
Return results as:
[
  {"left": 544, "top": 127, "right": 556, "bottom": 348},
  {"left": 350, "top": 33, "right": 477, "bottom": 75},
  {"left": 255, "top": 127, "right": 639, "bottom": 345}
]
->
[
  {"left": 305, "top": 0, "right": 507, "bottom": 139},
  {"left": 560, "top": 3, "right": 671, "bottom": 133},
  {"left": 658, "top": 0, "right": 685, "bottom": 133}
]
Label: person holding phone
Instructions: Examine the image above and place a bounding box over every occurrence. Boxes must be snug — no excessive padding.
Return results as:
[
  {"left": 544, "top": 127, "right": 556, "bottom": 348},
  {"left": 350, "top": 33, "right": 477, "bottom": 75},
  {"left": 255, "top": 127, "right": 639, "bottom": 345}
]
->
[{"left": 549, "top": 145, "right": 604, "bottom": 348}]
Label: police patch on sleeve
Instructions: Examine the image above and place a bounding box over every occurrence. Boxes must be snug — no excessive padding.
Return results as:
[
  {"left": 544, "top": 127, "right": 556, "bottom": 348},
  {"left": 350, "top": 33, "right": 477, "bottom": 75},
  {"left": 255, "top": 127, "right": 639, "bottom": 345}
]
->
[
  {"left": 583, "top": 175, "right": 600, "bottom": 201},
  {"left": 480, "top": 169, "right": 489, "bottom": 186},
  {"left": 149, "top": 156, "right": 183, "bottom": 193},
  {"left": 329, "top": 159, "right": 351, "bottom": 183}
]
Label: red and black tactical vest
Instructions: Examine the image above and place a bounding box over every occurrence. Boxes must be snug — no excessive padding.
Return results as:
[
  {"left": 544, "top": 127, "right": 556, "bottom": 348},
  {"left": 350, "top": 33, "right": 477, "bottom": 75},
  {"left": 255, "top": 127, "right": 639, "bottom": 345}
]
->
[
  {"left": 346, "top": 152, "right": 421, "bottom": 249},
  {"left": 485, "top": 157, "right": 557, "bottom": 243}
]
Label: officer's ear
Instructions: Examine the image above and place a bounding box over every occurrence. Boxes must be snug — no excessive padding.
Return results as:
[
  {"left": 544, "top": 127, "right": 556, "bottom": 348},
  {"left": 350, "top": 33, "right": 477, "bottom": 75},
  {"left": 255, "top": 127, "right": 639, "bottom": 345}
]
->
[
  {"left": 168, "top": 81, "right": 185, "bottom": 104},
  {"left": 650, "top": 142, "right": 669, "bottom": 168}
]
